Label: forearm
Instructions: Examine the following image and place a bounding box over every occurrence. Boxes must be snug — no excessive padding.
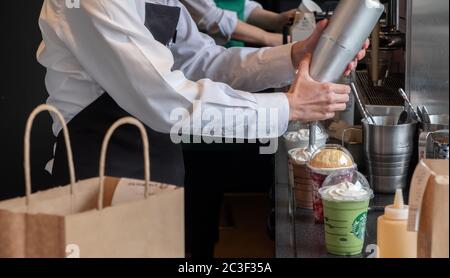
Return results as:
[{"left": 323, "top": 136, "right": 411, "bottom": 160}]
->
[
  {"left": 247, "top": 8, "right": 282, "bottom": 32},
  {"left": 232, "top": 20, "right": 283, "bottom": 47}
]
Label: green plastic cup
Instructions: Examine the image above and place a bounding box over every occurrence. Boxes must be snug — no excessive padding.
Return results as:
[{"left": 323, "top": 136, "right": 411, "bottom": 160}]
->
[
  {"left": 320, "top": 171, "right": 373, "bottom": 256},
  {"left": 322, "top": 199, "right": 370, "bottom": 256}
]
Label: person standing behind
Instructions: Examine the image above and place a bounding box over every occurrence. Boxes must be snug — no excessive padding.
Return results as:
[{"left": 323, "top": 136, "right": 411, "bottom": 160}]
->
[{"left": 181, "top": 0, "right": 296, "bottom": 47}]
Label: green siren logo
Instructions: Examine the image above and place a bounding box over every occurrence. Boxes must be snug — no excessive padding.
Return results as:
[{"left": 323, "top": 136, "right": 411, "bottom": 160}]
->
[{"left": 351, "top": 212, "right": 367, "bottom": 240}]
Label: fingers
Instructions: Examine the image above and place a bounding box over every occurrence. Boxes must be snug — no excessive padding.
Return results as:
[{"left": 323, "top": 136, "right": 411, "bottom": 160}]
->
[
  {"left": 318, "top": 91, "right": 350, "bottom": 106},
  {"left": 364, "top": 39, "right": 370, "bottom": 49},
  {"left": 326, "top": 82, "right": 351, "bottom": 95},
  {"left": 307, "top": 112, "right": 336, "bottom": 122},
  {"left": 308, "top": 19, "right": 328, "bottom": 43},
  {"left": 316, "top": 19, "right": 329, "bottom": 31},
  {"left": 356, "top": 48, "right": 366, "bottom": 61}
]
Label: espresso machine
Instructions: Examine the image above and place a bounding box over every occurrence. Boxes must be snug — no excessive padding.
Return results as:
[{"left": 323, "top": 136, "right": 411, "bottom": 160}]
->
[
  {"left": 354, "top": 0, "right": 449, "bottom": 193},
  {"left": 354, "top": 0, "right": 408, "bottom": 117}
]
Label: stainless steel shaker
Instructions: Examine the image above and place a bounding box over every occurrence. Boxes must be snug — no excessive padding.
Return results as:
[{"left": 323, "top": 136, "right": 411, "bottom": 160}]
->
[{"left": 310, "top": 0, "right": 385, "bottom": 83}]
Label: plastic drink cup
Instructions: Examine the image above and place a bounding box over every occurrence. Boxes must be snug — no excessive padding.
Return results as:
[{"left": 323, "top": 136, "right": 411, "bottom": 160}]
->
[
  {"left": 307, "top": 145, "right": 356, "bottom": 223},
  {"left": 309, "top": 168, "right": 355, "bottom": 223},
  {"left": 320, "top": 172, "right": 374, "bottom": 256}
]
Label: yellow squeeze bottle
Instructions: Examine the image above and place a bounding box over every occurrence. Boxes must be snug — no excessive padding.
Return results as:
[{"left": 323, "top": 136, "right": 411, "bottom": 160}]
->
[{"left": 377, "top": 189, "right": 418, "bottom": 258}]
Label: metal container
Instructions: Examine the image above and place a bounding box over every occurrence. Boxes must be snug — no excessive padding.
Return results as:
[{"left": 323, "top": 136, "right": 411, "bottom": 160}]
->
[
  {"left": 366, "top": 153, "right": 412, "bottom": 163},
  {"left": 418, "top": 114, "right": 449, "bottom": 159},
  {"left": 363, "top": 116, "right": 418, "bottom": 155},
  {"left": 367, "top": 163, "right": 410, "bottom": 176},
  {"left": 369, "top": 175, "right": 409, "bottom": 194},
  {"left": 310, "top": 0, "right": 384, "bottom": 82},
  {"left": 422, "top": 114, "right": 449, "bottom": 131},
  {"left": 363, "top": 116, "right": 418, "bottom": 193},
  {"left": 431, "top": 130, "right": 449, "bottom": 160}
]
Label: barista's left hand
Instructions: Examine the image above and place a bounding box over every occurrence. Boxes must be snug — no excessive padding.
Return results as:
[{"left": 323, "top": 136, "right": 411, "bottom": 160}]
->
[
  {"left": 291, "top": 19, "right": 370, "bottom": 77},
  {"left": 276, "top": 9, "right": 297, "bottom": 30}
]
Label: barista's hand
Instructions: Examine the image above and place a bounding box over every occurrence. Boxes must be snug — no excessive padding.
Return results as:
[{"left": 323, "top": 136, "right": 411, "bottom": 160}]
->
[
  {"left": 287, "top": 53, "right": 351, "bottom": 122},
  {"left": 291, "top": 19, "right": 370, "bottom": 75},
  {"left": 276, "top": 9, "right": 297, "bottom": 30}
]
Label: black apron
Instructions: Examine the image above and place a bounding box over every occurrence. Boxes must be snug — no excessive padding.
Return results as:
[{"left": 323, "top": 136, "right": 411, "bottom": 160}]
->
[{"left": 52, "top": 3, "right": 184, "bottom": 187}]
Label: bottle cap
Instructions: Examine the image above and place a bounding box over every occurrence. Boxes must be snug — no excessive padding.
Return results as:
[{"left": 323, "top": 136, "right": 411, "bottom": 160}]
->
[
  {"left": 385, "top": 189, "right": 409, "bottom": 220},
  {"left": 299, "top": 0, "right": 322, "bottom": 13}
]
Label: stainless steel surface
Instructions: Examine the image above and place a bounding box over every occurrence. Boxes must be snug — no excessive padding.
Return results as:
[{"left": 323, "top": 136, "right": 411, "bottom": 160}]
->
[
  {"left": 366, "top": 105, "right": 404, "bottom": 117},
  {"left": 398, "top": 88, "right": 421, "bottom": 122},
  {"left": 421, "top": 106, "right": 432, "bottom": 124},
  {"left": 307, "top": 122, "right": 317, "bottom": 154},
  {"left": 356, "top": 71, "right": 404, "bottom": 107},
  {"left": 310, "top": 0, "right": 384, "bottom": 82},
  {"left": 366, "top": 152, "right": 412, "bottom": 163},
  {"left": 406, "top": 0, "right": 449, "bottom": 115},
  {"left": 362, "top": 116, "right": 418, "bottom": 193},
  {"left": 417, "top": 107, "right": 424, "bottom": 123},
  {"left": 397, "top": 110, "right": 410, "bottom": 125},
  {"left": 366, "top": 162, "right": 410, "bottom": 176},
  {"left": 363, "top": 116, "right": 418, "bottom": 155},
  {"left": 368, "top": 174, "right": 409, "bottom": 194},
  {"left": 371, "top": 23, "right": 381, "bottom": 86},
  {"left": 422, "top": 114, "right": 450, "bottom": 131},
  {"left": 387, "top": 0, "right": 402, "bottom": 31},
  {"left": 418, "top": 114, "right": 449, "bottom": 159}
]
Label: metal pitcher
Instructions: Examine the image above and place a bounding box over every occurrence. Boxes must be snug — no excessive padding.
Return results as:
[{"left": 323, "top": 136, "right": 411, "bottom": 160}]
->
[{"left": 418, "top": 114, "right": 449, "bottom": 159}]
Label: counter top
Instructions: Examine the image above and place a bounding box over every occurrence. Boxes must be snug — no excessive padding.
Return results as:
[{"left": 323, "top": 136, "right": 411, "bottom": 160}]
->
[{"left": 275, "top": 139, "right": 395, "bottom": 258}]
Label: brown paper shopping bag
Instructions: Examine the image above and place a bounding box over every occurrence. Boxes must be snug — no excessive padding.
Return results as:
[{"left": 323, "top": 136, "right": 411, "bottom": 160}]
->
[
  {"left": 0, "top": 105, "right": 184, "bottom": 258},
  {"left": 409, "top": 159, "right": 449, "bottom": 258}
]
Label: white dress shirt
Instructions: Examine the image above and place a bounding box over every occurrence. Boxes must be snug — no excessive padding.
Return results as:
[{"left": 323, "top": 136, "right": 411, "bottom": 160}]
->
[
  {"left": 37, "top": 0, "right": 294, "bottom": 140},
  {"left": 180, "top": 0, "right": 262, "bottom": 45}
]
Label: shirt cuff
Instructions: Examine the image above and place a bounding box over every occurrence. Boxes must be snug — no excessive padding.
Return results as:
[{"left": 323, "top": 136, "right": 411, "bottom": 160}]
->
[
  {"left": 244, "top": 0, "right": 263, "bottom": 21},
  {"left": 219, "top": 10, "right": 239, "bottom": 41},
  {"left": 254, "top": 93, "right": 290, "bottom": 138}
]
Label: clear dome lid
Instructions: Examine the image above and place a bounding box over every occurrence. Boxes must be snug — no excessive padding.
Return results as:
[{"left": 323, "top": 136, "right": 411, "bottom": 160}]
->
[
  {"left": 288, "top": 148, "right": 312, "bottom": 165},
  {"left": 320, "top": 171, "right": 374, "bottom": 202},
  {"left": 283, "top": 122, "right": 328, "bottom": 142},
  {"left": 307, "top": 144, "right": 355, "bottom": 170}
]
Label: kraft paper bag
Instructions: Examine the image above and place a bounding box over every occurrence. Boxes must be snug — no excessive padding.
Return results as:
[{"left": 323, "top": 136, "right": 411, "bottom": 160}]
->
[
  {"left": 409, "top": 159, "right": 449, "bottom": 258},
  {"left": 0, "top": 105, "right": 184, "bottom": 258}
]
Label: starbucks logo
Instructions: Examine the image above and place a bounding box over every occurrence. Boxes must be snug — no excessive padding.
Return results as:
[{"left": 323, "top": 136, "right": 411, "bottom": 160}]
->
[{"left": 351, "top": 212, "right": 367, "bottom": 240}]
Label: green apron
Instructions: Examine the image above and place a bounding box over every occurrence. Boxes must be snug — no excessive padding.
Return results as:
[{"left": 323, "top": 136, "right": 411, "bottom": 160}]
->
[{"left": 214, "top": 0, "right": 245, "bottom": 47}]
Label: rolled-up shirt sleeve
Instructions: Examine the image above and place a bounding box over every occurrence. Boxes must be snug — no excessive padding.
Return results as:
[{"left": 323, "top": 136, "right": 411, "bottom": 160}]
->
[
  {"left": 244, "top": 0, "right": 263, "bottom": 21},
  {"left": 172, "top": 5, "right": 296, "bottom": 93},
  {"left": 180, "top": 0, "right": 238, "bottom": 46},
  {"left": 40, "top": 0, "right": 289, "bottom": 139}
]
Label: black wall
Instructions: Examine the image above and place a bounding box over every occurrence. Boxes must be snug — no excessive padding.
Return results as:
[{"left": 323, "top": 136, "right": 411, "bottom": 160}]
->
[{"left": 0, "top": 0, "right": 54, "bottom": 201}]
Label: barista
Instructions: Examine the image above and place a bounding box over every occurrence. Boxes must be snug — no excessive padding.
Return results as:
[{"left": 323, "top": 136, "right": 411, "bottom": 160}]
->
[
  {"left": 180, "top": 0, "right": 296, "bottom": 47},
  {"left": 37, "top": 0, "right": 367, "bottom": 257}
]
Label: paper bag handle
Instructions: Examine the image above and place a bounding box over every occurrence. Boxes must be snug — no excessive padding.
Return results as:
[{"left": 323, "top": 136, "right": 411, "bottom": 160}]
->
[
  {"left": 24, "top": 104, "right": 76, "bottom": 206},
  {"left": 98, "top": 117, "right": 150, "bottom": 210}
]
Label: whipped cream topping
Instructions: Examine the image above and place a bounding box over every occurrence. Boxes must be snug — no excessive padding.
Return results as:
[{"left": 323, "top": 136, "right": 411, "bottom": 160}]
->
[
  {"left": 320, "top": 181, "right": 373, "bottom": 201},
  {"left": 284, "top": 129, "right": 327, "bottom": 142}
]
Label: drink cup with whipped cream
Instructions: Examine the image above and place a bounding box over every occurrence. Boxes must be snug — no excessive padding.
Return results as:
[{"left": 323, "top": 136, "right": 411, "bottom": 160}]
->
[
  {"left": 283, "top": 122, "right": 328, "bottom": 151},
  {"left": 307, "top": 145, "right": 357, "bottom": 223},
  {"left": 319, "top": 171, "right": 374, "bottom": 256},
  {"left": 289, "top": 148, "right": 314, "bottom": 209}
]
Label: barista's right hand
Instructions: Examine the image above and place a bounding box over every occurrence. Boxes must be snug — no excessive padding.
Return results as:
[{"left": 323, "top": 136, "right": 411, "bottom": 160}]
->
[{"left": 286, "top": 53, "right": 351, "bottom": 122}]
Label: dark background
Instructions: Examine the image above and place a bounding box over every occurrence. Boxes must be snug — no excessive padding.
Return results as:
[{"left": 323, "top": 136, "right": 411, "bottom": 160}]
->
[
  {"left": 0, "top": 0, "right": 313, "bottom": 201},
  {"left": 0, "top": 0, "right": 52, "bottom": 200}
]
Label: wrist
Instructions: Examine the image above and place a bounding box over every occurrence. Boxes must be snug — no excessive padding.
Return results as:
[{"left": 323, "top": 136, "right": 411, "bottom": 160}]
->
[{"left": 291, "top": 41, "right": 308, "bottom": 68}]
